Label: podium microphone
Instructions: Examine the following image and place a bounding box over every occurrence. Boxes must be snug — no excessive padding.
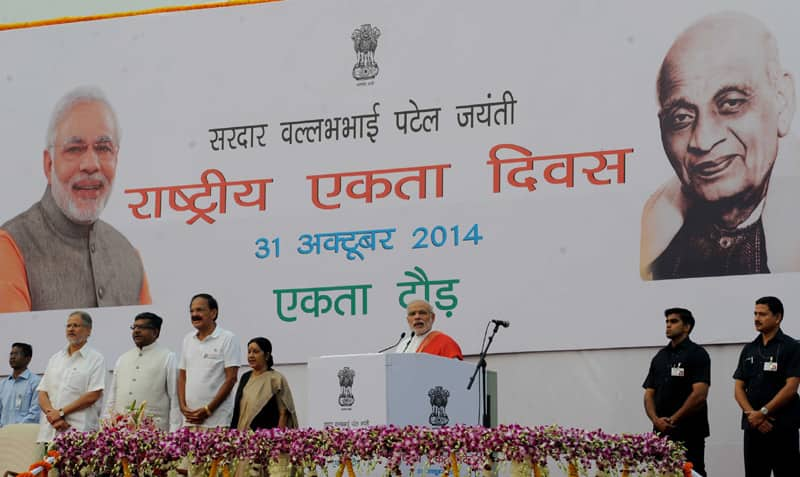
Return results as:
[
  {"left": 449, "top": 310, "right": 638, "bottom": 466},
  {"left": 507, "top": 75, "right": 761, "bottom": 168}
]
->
[
  {"left": 491, "top": 319, "right": 510, "bottom": 328},
  {"left": 377, "top": 332, "right": 406, "bottom": 353}
]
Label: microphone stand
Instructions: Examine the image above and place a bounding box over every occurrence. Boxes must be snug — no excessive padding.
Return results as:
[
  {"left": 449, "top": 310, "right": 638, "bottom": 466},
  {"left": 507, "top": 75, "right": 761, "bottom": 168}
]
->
[
  {"left": 467, "top": 321, "right": 501, "bottom": 428},
  {"left": 377, "top": 332, "right": 406, "bottom": 353}
]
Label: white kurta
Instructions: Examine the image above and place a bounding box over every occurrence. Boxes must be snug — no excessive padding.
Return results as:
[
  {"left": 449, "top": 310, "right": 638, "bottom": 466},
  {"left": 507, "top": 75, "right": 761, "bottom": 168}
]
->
[
  {"left": 394, "top": 331, "right": 429, "bottom": 353},
  {"left": 104, "top": 342, "right": 181, "bottom": 431}
]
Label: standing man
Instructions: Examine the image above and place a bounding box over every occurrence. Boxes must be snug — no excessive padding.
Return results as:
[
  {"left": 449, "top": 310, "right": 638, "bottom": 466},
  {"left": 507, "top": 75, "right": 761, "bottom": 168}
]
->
[
  {"left": 395, "top": 300, "right": 463, "bottom": 360},
  {"left": 104, "top": 312, "right": 180, "bottom": 431},
  {"left": 643, "top": 308, "right": 710, "bottom": 476},
  {"left": 36, "top": 311, "right": 105, "bottom": 444},
  {"left": 0, "top": 343, "right": 41, "bottom": 426},
  {"left": 178, "top": 293, "right": 240, "bottom": 428},
  {"left": 734, "top": 296, "right": 800, "bottom": 476}
]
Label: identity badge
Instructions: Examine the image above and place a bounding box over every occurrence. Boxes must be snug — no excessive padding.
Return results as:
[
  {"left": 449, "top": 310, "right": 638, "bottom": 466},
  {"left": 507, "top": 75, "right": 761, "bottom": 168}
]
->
[
  {"left": 764, "top": 361, "right": 778, "bottom": 372},
  {"left": 671, "top": 367, "right": 685, "bottom": 377}
]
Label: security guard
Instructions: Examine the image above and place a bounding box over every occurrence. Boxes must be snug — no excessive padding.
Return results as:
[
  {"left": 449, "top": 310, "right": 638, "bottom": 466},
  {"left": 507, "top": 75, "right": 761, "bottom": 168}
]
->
[
  {"left": 643, "top": 307, "right": 710, "bottom": 476},
  {"left": 734, "top": 296, "right": 800, "bottom": 477}
]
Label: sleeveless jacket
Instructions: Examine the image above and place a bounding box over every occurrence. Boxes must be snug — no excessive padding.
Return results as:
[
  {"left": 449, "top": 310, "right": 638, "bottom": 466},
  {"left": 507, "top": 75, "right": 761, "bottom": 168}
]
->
[{"left": 2, "top": 187, "right": 144, "bottom": 310}]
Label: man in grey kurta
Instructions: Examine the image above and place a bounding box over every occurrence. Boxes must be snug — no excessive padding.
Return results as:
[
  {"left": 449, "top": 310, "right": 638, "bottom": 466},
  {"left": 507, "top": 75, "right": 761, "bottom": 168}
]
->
[{"left": 0, "top": 86, "right": 150, "bottom": 313}]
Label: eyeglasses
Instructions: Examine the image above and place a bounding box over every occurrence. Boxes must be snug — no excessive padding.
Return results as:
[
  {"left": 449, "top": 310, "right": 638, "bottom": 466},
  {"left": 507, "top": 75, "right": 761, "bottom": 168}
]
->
[
  {"left": 130, "top": 325, "right": 156, "bottom": 331},
  {"left": 65, "top": 324, "right": 84, "bottom": 329},
  {"left": 54, "top": 138, "right": 118, "bottom": 162}
]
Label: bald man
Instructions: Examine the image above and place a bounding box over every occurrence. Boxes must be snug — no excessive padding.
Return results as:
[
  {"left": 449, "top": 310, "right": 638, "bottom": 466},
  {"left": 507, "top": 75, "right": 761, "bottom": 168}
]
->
[
  {"left": 394, "top": 300, "right": 463, "bottom": 360},
  {"left": 640, "top": 12, "right": 798, "bottom": 281}
]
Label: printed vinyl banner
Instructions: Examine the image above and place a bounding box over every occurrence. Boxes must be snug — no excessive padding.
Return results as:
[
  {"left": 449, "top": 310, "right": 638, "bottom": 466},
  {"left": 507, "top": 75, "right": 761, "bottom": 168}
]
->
[{"left": 2, "top": 1, "right": 800, "bottom": 368}]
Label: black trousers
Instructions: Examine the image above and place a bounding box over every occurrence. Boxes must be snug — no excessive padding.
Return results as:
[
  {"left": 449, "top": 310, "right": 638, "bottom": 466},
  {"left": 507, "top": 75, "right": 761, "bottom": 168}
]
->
[
  {"left": 681, "top": 436, "right": 706, "bottom": 477},
  {"left": 743, "top": 427, "right": 800, "bottom": 477}
]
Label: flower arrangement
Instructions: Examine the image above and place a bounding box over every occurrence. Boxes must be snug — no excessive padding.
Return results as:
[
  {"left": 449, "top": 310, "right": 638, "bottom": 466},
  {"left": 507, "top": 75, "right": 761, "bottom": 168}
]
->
[
  {"left": 54, "top": 400, "right": 183, "bottom": 476},
  {"left": 54, "top": 424, "right": 687, "bottom": 477},
  {"left": 167, "top": 426, "right": 245, "bottom": 476}
]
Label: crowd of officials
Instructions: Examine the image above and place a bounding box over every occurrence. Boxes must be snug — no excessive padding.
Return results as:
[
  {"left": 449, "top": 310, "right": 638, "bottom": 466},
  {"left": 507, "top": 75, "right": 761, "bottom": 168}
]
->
[
  {"left": 0, "top": 293, "right": 296, "bottom": 477},
  {"left": 1, "top": 295, "right": 799, "bottom": 476},
  {"left": 0, "top": 294, "right": 464, "bottom": 477}
]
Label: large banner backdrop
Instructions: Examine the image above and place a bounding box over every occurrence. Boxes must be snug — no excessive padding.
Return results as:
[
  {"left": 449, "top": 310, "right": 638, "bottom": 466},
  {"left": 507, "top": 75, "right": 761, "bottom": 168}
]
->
[{"left": 2, "top": 1, "right": 800, "bottom": 368}]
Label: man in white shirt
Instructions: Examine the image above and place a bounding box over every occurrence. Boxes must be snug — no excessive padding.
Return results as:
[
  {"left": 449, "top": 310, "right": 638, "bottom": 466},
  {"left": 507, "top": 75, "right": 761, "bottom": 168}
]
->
[
  {"left": 37, "top": 311, "right": 105, "bottom": 443},
  {"left": 104, "top": 312, "right": 180, "bottom": 431},
  {"left": 178, "top": 293, "right": 240, "bottom": 428}
]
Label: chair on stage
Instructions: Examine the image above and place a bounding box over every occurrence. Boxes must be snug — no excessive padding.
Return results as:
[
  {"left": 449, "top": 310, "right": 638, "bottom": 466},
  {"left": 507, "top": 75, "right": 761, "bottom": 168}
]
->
[{"left": 0, "top": 423, "right": 40, "bottom": 477}]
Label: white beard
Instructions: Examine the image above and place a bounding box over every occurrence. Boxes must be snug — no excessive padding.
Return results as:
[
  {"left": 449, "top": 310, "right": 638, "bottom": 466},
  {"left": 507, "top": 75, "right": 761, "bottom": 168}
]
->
[{"left": 50, "top": 167, "right": 112, "bottom": 224}]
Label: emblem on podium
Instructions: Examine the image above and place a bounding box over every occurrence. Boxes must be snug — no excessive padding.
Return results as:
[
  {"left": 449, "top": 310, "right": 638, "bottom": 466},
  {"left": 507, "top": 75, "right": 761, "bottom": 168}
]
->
[
  {"left": 428, "top": 386, "right": 450, "bottom": 426},
  {"left": 351, "top": 24, "right": 381, "bottom": 82},
  {"left": 337, "top": 366, "right": 356, "bottom": 407}
]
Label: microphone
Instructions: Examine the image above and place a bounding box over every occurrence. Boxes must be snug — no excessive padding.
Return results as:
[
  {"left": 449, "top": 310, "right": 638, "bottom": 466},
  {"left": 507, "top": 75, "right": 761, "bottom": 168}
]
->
[
  {"left": 377, "top": 332, "right": 407, "bottom": 353},
  {"left": 491, "top": 319, "right": 510, "bottom": 328}
]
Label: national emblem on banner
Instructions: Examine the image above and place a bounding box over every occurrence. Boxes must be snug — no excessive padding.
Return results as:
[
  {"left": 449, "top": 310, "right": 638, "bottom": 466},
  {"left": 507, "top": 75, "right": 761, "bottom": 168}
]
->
[{"left": 352, "top": 24, "right": 380, "bottom": 81}]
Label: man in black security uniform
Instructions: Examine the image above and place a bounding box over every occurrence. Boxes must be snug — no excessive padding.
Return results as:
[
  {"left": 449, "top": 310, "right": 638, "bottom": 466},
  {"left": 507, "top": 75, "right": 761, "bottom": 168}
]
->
[
  {"left": 643, "top": 307, "right": 710, "bottom": 476},
  {"left": 734, "top": 296, "right": 800, "bottom": 476}
]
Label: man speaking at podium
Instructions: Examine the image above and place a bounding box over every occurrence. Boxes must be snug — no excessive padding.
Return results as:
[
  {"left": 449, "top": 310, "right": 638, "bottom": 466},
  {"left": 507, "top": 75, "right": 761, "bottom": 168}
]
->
[{"left": 395, "top": 300, "right": 463, "bottom": 360}]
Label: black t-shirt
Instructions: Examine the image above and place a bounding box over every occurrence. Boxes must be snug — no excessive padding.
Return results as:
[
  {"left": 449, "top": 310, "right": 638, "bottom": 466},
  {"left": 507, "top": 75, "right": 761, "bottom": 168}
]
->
[
  {"left": 643, "top": 338, "right": 711, "bottom": 439},
  {"left": 733, "top": 329, "right": 800, "bottom": 430}
]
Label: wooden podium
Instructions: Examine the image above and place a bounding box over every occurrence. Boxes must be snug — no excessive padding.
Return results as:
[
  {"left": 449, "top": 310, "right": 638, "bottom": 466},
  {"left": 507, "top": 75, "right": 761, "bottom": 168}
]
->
[{"left": 308, "top": 353, "right": 480, "bottom": 429}]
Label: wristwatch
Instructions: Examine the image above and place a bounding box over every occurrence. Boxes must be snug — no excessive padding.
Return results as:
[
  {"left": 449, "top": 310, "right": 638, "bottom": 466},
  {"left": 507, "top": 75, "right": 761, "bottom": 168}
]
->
[
  {"left": 58, "top": 408, "right": 65, "bottom": 418},
  {"left": 759, "top": 406, "right": 769, "bottom": 416}
]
